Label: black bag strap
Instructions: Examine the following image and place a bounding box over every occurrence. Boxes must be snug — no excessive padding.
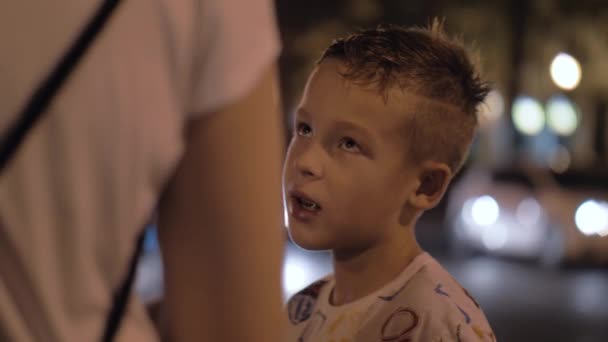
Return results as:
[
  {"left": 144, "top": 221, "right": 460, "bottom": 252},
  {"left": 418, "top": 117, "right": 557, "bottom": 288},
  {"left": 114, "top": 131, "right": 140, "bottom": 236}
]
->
[
  {"left": 102, "top": 230, "right": 146, "bottom": 342},
  {"left": 0, "top": 0, "right": 121, "bottom": 173},
  {"left": 0, "top": 1, "right": 146, "bottom": 341}
]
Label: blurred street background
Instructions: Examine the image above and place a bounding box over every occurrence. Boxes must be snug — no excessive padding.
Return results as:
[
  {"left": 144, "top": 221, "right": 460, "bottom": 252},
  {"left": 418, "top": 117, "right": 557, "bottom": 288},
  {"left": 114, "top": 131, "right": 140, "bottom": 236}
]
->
[{"left": 138, "top": 1, "right": 608, "bottom": 341}]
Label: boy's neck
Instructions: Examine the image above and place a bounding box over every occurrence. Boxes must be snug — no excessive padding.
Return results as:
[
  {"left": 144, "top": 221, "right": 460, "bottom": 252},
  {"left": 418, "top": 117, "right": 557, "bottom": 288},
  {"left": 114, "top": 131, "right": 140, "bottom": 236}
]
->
[{"left": 329, "top": 225, "right": 422, "bottom": 306}]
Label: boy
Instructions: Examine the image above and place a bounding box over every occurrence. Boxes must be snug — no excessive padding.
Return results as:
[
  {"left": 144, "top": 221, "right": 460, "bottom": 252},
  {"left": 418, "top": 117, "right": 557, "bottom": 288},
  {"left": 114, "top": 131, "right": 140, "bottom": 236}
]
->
[{"left": 283, "top": 21, "right": 495, "bottom": 342}]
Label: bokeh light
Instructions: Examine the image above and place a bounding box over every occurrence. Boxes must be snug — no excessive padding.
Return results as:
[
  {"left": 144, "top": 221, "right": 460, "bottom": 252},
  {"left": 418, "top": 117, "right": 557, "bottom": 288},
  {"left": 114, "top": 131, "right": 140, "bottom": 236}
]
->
[
  {"left": 478, "top": 89, "right": 505, "bottom": 128},
  {"left": 512, "top": 96, "right": 545, "bottom": 135},
  {"left": 516, "top": 198, "right": 542, "bottom": 226},
  {"left": 282, "top": 258, "right": 312, "bottom": 298},
  {"left": 575, "top": 200, "right": 608, "bottom": 236},
  {"left": 472, "top": 195, "right": 500, "bottom": 226},
  {"left": 482, "top": 223, "right": 508, "bottom": 250},
  {"left": 548, "top": 145, "right": 572, "bottom": 174},
  {"left": 550, "top": 52, "right": 582, "bottom": 91},
  {"left": 546, "top": 95, "right": 579, "bottom": 136}
]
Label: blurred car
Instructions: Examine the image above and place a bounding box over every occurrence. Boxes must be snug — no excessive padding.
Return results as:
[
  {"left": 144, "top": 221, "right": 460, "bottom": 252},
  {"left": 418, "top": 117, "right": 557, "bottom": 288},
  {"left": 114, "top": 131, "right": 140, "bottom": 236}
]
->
[{"left": 445, "top": 166, "right": 608, "bottom": 266}]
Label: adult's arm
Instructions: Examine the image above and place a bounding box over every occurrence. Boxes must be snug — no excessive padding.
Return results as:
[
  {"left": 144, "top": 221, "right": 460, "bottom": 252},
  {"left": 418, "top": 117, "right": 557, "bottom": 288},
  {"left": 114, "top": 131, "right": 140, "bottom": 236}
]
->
[{"left": 157, "top": 65, "right": 285, "bottom": 341}]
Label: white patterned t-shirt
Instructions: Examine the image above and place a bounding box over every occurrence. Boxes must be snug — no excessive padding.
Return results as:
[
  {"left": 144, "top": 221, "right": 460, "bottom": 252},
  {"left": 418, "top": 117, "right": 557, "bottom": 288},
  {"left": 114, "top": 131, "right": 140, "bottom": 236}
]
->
[{"left": 286, "top": 253, "right": 495, "bottom": 342}]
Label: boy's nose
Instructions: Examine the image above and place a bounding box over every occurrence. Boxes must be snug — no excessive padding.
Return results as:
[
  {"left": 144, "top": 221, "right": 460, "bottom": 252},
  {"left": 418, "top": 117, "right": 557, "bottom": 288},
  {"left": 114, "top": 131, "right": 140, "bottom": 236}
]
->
[
  {"left": 294, "top": 146, "right": 323, "bottom": 180},
  {"left": 299, "top": 166, "right": 317, "bottom": 178}
]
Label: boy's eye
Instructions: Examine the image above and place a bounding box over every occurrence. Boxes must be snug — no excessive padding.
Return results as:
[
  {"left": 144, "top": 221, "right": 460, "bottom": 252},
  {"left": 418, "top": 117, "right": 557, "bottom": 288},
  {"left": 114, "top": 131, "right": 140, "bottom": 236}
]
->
[
  {"left": 338, "top": 137, "right": 361, "bottom": 153},
  {"left": 296, "top": 122, "right": 313, "bottom": 137}
]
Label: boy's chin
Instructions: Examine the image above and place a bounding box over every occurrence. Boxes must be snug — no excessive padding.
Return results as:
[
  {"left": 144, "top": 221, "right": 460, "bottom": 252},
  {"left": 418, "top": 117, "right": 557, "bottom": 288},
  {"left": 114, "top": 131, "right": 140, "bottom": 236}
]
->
[{"left": 288, "top": 229, "right": 333, "bottom": 251}]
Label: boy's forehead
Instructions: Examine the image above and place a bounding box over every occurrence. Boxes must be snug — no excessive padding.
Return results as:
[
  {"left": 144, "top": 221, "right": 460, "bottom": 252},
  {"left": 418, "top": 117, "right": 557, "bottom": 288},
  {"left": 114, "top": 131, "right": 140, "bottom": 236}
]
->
[
  {"left": 308, "top": 60, "right": 461, "bottom": 112},
  {"left": 299, "top": 69, "right": 401, "bottom": 139},
  {"left": 304, "top": 62, "right": 460, "bottom": 127}
]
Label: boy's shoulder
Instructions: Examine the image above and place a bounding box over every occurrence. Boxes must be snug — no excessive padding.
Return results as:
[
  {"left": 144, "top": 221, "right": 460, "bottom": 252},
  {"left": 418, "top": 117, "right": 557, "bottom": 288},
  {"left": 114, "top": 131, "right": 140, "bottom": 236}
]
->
[
  {"left": 286, "top": 276, "right": 332, "bottom": 325},
  {"left": 363, "top": 256, "right": 495, "bottom": 341}
]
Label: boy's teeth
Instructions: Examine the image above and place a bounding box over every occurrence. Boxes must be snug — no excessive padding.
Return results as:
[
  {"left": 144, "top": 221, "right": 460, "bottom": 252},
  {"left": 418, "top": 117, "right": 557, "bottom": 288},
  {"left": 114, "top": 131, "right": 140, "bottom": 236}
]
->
[
  {"left": 303, "top": 202, "right": 316, "bottom": 209},
  {"left": 300, "top": 198, "right": 319, "bottom": 210}
]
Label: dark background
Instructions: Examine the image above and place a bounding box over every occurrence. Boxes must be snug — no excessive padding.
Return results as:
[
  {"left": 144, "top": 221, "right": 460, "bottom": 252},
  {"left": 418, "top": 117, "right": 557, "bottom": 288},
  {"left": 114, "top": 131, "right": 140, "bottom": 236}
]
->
[
  {"left": 136, "top": 2, "right": 608, "bottom": 341},
  {"left": 275, "top": 2, "right": 608, "bottom": 341}
]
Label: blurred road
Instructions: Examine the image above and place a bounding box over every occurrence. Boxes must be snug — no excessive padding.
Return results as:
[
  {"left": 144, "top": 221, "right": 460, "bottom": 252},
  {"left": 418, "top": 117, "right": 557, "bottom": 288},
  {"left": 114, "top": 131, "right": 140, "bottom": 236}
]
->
[{"left": 442, "top": 255, "right": 608, "bottom": 342}]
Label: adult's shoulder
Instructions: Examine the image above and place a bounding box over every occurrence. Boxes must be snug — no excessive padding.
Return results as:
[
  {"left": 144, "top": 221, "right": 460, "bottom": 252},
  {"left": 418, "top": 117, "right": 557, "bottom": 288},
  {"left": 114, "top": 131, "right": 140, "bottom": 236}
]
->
[{"left": 189, "top": 0, "right": 281, "bottom": 115}]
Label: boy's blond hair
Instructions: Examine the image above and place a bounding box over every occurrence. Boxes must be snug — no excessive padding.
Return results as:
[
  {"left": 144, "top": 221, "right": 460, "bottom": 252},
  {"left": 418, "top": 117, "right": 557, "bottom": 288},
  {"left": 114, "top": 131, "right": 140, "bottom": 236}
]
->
[{"left": 318, "top": 20, "right": 490, "bottom": 174}]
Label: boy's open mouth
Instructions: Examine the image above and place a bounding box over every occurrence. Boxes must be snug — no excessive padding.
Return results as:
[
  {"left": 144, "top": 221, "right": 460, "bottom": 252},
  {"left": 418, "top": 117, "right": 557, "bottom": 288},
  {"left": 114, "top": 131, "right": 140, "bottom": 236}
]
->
[
  {"left": 290, "top": 191, "right": 322, "bottom": 212},
  {"left": 296, "top": 196, "right": 321, "bottom": 211}
]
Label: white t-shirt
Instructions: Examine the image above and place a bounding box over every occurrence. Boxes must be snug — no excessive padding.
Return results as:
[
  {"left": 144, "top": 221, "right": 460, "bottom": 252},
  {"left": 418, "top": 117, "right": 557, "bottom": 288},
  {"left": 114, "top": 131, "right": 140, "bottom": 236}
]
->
[
  {"left": 0, "top": 0, "right": 280, "bottom": 341},
  {"left": 286, "top": 253, "right": 496, "bottom": 342}
]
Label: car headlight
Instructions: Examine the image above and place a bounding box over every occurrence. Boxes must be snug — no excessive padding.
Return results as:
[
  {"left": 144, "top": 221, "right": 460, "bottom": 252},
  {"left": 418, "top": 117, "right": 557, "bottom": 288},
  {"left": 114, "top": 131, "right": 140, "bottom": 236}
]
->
[
  {"left": 471, "top": 195, "right": 500, "bottom": 226},
  {"left": 482, "top": 222, "right": 509, "bottom": 250},
  {"left": 575, "top": 200, "right": 608, "bottom": 236}
]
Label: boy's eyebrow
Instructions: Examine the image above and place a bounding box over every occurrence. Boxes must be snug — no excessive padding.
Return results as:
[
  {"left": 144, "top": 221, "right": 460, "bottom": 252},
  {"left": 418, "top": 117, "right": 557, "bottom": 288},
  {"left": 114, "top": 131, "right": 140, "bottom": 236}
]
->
[
  {"left": 330, "top": 120, "right": 373, "bottom": 141},
  {"left": 295, "top": 107, "right": 311, "bottom": 118},
  {"left": 295, "top": 107, "right": 373, "bottom": 141}
]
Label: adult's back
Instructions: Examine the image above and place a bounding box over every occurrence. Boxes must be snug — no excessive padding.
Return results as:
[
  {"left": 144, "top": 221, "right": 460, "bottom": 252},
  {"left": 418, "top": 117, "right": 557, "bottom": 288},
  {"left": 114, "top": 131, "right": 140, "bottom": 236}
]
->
[{"left": 0, "top": 0, "right": 285, "bottom": 340}]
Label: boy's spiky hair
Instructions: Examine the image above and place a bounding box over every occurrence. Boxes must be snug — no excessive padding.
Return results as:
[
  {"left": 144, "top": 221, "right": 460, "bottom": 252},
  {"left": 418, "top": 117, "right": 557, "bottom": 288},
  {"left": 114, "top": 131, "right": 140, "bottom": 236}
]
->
[{"left": 318, "top": 19, "right": 491, "bottom": 173}]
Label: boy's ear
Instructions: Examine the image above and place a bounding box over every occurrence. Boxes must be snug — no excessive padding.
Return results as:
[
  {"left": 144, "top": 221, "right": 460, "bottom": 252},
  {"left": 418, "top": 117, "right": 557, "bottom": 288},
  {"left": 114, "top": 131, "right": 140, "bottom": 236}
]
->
[{"left": 408, "top": 161, "right": 452, "bottom": 210}]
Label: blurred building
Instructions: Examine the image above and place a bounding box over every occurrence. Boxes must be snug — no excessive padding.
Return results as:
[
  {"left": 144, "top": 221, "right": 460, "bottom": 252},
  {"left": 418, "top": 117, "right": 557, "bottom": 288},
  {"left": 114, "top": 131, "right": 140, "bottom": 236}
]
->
[{"left": 276, "top": 0, "right": 608, "bottom": 173}]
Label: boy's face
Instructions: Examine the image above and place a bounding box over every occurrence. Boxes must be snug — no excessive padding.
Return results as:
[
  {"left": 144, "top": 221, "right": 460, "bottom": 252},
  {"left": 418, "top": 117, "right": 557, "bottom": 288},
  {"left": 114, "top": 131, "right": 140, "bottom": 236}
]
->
[{"left": 283, "top": 60, "right": 421, "bottom": 253}]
